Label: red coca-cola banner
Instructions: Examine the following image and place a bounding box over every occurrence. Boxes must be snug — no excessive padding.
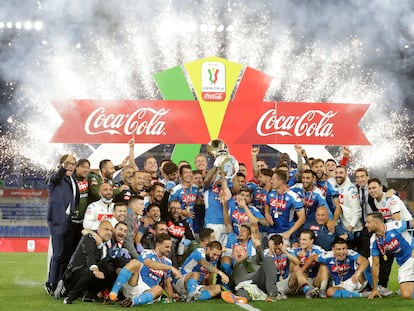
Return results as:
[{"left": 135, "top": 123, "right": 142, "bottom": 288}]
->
[
  {"left": 51, "top": 99, "right": 369, "bottom": 145},
  {"left": 233, "top": 102, "right": 369, "bottom": 145},
  {"left": 51, "top": 100, "right": 210, "bottom": 143}
]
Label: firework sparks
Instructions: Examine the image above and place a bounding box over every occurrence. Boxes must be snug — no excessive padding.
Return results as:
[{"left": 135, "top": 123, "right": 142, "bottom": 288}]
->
[{"left": 0, "top": 0, "right": 412, "bottom": 173}]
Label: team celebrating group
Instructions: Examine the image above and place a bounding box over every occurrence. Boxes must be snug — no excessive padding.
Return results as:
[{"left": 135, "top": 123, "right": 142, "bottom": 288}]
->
[{"left": 44, "top": 140, "right": 414, "bottom": 306}]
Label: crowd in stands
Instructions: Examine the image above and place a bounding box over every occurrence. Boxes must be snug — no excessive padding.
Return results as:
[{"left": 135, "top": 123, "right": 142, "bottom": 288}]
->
[{"left": 43, "top": 139, "right": 414, "bottom": 306}]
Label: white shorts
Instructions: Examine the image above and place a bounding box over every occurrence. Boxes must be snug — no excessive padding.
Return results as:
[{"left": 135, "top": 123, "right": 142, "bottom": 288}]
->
[
  {"left": 339, "top": 278, "right": 367, "bottom": 293},
  {"left": 173, "top": 278, "right": 203, "bottom": 296},
  {"left": 398, "top": 257, "right": 414, "bottom": 284},
  {"left": 277, "top": 278, "right": 294, "bottom": 295},
  {"left": 122, "top": 276, "right": 151, "bottom": 299},
  {"left": 205, "top": 223, "right": 227, "bottom": 246}
]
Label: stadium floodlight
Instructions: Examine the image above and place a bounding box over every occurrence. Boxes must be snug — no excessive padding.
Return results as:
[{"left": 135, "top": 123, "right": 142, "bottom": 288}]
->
[
  {"left": 217, "top": 25, "right": 225, "bottom": 32},
  {"left": 34, "top": 21, "right": 43, "bottom": 30},
  {"left": 0, "top": 22, "right": 4, "bottom": 29},
  {"left": 15, "top": 22, "right": 22, "bottom": 29},
  {"left": 6, "top": 22, "right": 13, "bottom": 29},
  {"left": 24, "top": 21, "right": 32, "bottom": 30}
]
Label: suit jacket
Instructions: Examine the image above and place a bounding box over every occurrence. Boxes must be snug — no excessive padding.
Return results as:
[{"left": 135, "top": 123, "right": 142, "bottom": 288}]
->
[
  {"left": 47, "top": 165, "right": 80, "bottom": 235},
  {"left": 68, "top": 233, "right": 102, "bottom": 270},
  {"left": 230, "top": 244, "right": 264, "bottom": 287},
  {"left": 356, "top": 184, "right": 388, "bottom": 212}
]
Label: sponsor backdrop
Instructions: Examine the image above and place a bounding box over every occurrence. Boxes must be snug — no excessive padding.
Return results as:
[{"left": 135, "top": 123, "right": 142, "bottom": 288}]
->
[{"left": 51, "top": 56, "right": 369, "bottom": 171}]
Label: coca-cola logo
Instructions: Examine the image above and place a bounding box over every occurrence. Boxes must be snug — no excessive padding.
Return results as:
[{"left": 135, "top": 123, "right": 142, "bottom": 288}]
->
[
  {"left": 202, "top": 92, "right": 225, "bottom": 101},
  {"left": 256, "top": 109, "right": 337, "bottom": 137},
  {"left": 331, "top": 263, "right": 350, "bottom": 273},
  {"left": 182, "top": 193, "right": 197, "bottom": 203},
  {"left": 84, "top": 107, "right": 169, "bottom": 136},
  {"left": 385, "top": 238, "right": 400, "bottom": 251}
]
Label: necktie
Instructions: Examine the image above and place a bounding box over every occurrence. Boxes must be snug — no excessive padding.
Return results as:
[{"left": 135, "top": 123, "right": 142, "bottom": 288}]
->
[{"left": 361, "top": 187, "right": 366, "bottom": 221}]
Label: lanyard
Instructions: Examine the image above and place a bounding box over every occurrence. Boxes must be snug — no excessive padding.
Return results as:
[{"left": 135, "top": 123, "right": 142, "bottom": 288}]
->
[{"left": 375, "top": 225, "right": 388, "bottom": 260}]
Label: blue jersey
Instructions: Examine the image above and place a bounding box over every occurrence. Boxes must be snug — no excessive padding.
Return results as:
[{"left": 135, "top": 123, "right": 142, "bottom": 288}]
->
[
  {"left": 169, "top": 183, "right": 199, "bottom": 227},
  {"left": 305, "top": 221, "right": 353, "bottom": 251},
  {"left": 371, "top": 220, "right": 414, "bottom": 266},
  {"left": 169, "top": 184, "right": 199, "bottom": 210},
  {"left": 249, "top": 183, "right": 269, "bottom": 233},
  {"left": 289, "top": 245, "right": 324, "bottom": 278},
  {"left": 317, "top": 249, "right": 360, "bottom": 286},
  {"left": 203, "top": 184, "right": 224, "bottom": 225},
  {"left": 180, "top": 248, "right": 216, "bottom": 283},
  {"left": 290, "top": 184, "right": 330, "bottom": 224},
  {"left": 269, "top": 252, "right": 290, "bottom": 281},
  {"left": 227, "top": 198, "right": 264, "bottom": 235},
  {"left": 287, "top": 168, "right": 298, "bottom": 187},
  {"left": 226, "top": 233, "right": 256, "bottom": 257},
  {"left": 266, "top": 189, "right": 303, "bottom": 234},
  {"left": 251, "top": 187, "right": 269, "bottom": 214},
  {"left": 138, "top": 250, "right": 172, "bottom": 287},
  {"left": 316, "top": 179, "right": 339, "bottom": 214}
]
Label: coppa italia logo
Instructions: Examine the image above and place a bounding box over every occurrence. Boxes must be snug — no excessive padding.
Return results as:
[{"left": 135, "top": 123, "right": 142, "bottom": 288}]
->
[
  {"left": 51, "top": 56, "right": 370, "bottom": 162},
  {"left": 201, "top": 62, "right": 226, "bottom": 102}
]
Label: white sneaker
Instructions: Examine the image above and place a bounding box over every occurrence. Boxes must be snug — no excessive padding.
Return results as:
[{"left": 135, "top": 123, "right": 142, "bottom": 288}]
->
[
  {"left": 243, "top": 284, "right": 268, "bottom": 301},
  {"left": 378, "top": 286, "right": 393, "bottom": 297}
]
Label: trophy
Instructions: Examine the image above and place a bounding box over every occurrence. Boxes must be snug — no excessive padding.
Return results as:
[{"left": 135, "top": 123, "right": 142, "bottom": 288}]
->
[{"left": 206, "top": 139, "right": 239, "bottom": 179}]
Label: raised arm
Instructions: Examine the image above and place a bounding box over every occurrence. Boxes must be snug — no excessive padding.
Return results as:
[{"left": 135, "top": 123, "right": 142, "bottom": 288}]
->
[
  {"left": 251, "top": 147, "right": 260, "bottom": 178},
  {"left": 203, "top": 166, "right": 218, "bottom": 189},
  {"left": 128, "top": 137, "right": 139, "bottom": 171}
]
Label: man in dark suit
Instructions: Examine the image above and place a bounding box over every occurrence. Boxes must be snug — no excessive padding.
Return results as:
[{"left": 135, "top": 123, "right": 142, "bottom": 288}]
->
[
  {"left": 354, "top": 168, "right": 393, "bottom": 296},
  {"left": 59, "top": 220, "right": 114, "bottom": 304},
  {"left": 45, "top": 154, "right": 80, "bottom": 294}
]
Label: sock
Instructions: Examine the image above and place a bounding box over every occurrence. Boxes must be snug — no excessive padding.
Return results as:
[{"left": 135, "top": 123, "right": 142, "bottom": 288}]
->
[
  {"left": 221, "top": 262, "right": 232, "bottom": 277},
  {"left": 320, "top": 280, "right": 328, "bottom": 291},
  {"left": 199, "top": 290, "right": 211, "bottom": 300},
  {"left": 111, "top": 268, "right": 132, "bottom": 295},
  {"left": 332, "top": 290, "right": 360, "bottom": 298},
  {"left": 133, "top": 291, "right": 154, "bottom": 305},
  {"left": 302, "top": 284, "right": 310, "bottom": 294},
  {"left": 186, "top": 278, "right": 197, "bottom": 294}
]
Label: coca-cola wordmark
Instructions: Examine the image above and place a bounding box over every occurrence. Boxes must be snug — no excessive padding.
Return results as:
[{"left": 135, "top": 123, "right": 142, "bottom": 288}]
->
[
  {"left": 84, "top": 107, "right": 170, "bottom": 136},
  {"left": 256, "top": 109, "right": 337, "bottom": 137}
]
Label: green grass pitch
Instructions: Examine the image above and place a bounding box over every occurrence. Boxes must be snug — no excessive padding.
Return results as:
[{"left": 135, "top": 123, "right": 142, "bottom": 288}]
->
[{"left": 1, "top": 253, "right": 414, "bottom": 310}]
